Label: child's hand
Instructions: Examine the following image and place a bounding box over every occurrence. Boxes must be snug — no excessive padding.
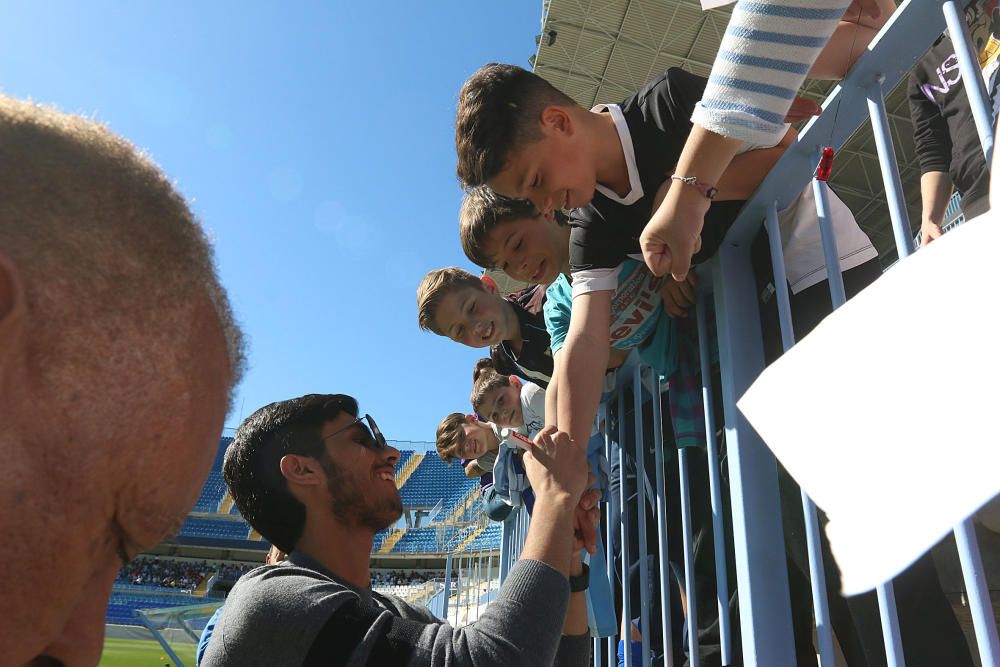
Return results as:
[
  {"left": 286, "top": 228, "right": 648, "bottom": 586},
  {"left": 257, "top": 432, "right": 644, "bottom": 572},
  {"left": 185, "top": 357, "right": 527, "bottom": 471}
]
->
[
  {"left": 660, "top": 273, "right": 698, "bottom": 318},
  {"left": 573, "top": 485, "right": 602, "bottom": 555},
  {"left": 785, "top": 96, "right": 822, "bottom": 123},
  {"left": 640, "top": 184, "right": 707, "bottom": 281},
  {"left": 844, "top": 0, "right": 886, "bottom": 23}
]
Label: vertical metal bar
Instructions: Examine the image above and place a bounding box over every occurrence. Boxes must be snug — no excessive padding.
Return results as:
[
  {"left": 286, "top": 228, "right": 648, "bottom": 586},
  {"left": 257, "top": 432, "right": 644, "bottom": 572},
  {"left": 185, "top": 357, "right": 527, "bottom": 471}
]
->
[
  {"left": 498, "top": 516, "right": 511, "bottom": 582},
  {"left": 465, "top": 554, "right": 472, "bottom": 625},
  {"left": 711, "top": 247, "right": 796, "bottom": 667},
  {"left": 476, "top": 550, "right": 483, "bottom": 622},
  {"left": 443, "top": 552, "right": 453, "bottom": 621},
  {"left": 648, "top": 368, "right": 676, "bottom": 667},
  {"left": 876, "top": 583, "right": 905, "bottom": 667},
  {"left": 812, "top": 180, "right": 846, "bottom": 309},
  {"left": 764, "top": 203, "right": 797, "bottom": 353},
  {"left": 605, "top": 407, "right": 617, "bottom": 667},
  {"left": 866, "top": 88, "right": 916, "bottom": 663},
  {"left": 942, "top": 0, "right": 995, "bottom": 164},
  {"left": 618, "top": 390, "right": 633, "bottom": 667},
  {"left": 457, "top": 557, "right": 464, "bottom": 626},
  {"left": 766, "top": 201, "right": 836, "bottom": 667},
  {"left": 695, "top": 290, "right": 730, "bottom": 665},
  {"left": 678, "top": 447, "right": 700, "bottom": 667},
  {"left": 954, "top": 518, "right": 1000, "bottom": 666},
  {"left": 632, "top": 367, "right": 653, "bottom": 667},
  {"left": 867, "top": 77, "right": 915, "bottom": 261},
  {"left": 593, "top": 486, "right": 601, "bottom": 667}
]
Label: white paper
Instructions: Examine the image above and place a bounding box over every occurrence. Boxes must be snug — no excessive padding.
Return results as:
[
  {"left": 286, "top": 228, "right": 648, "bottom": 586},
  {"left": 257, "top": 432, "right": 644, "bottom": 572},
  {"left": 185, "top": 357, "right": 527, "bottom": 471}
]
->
[
  {"left": 701, "top": 0, "right": 736, "bottom": 8},
  {"left": 737, "top": 213, "right": 1000, "bottom": 595}
]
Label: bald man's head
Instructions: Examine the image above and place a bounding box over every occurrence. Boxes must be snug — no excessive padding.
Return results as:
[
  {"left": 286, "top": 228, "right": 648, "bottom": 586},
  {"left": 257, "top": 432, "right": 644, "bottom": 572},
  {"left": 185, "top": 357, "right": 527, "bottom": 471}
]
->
[{"left": 0, "top": 95, "right": 246, "bottom": 665}]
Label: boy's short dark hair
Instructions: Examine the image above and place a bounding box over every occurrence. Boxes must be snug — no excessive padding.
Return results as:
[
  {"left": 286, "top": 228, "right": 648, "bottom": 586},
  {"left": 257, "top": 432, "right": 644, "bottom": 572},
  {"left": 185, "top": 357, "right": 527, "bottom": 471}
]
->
[
  {"left": 455, "top": 63, "right": 577, "bottom": 187},
  {"left": 223, "top": 394, "right": 358, "bottom": 553},
  {"left": 459, "top": 187, "right": 539, "bottom": 269},
  {"left": 417, "top": 267, "right": 485, "bottom": 335},
  {"left": 460, "top": 187, "right": 570, "bottom": 270},
  {"left": 470, "top": 358, "right": 512, "bottom": 416},
  {"left": 436, "top": 412, "right": 468, "bottom": 464}
]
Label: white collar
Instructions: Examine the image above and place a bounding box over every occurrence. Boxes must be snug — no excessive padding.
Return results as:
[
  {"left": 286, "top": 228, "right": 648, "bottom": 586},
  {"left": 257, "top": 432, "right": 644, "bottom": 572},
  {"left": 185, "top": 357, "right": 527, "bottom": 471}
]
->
[{"left": 591, "top": 103, "right": 644, "bottom": 206}]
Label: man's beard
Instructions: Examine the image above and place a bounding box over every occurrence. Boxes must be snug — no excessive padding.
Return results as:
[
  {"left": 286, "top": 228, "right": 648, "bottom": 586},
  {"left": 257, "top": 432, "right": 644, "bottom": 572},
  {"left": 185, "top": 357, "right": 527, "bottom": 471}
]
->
[{"left": 321, "top": 456, "right": 403, "bottom": 532}]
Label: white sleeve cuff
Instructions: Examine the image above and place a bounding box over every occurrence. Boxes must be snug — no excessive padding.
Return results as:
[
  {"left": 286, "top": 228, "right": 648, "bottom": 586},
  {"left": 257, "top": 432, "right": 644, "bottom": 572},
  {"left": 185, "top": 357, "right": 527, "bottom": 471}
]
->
[{"left": 570, "top": 266, "right": 622, "bottom": 298}]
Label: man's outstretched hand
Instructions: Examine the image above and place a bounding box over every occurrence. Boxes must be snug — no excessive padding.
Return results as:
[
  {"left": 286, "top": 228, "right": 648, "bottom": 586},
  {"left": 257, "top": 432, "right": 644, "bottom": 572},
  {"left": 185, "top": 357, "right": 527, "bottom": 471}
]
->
[{"left": 526, "top": 426, "right": 601, "bottom": 554}]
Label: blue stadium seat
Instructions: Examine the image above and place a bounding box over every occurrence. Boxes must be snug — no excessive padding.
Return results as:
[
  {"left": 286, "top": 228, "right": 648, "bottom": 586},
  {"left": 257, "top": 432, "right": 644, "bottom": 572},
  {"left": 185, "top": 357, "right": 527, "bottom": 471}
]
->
[
  {"left": 192, "top": 437, "right": 233, "bottom": 513},
  {"left": 106, "top": 590, "right": 199, "bottom": 626},
  {"left": 178, "top": 517, "right": 250, "bottom": 541},
  {"left": 466, "top": 524, "right": 502, "bottom": 551},
  {"left": 398, "top": 452, "right": 477, "bottom": 508},
  {"left": 395, "top": 449, "right": 414, "bottom": 476}
]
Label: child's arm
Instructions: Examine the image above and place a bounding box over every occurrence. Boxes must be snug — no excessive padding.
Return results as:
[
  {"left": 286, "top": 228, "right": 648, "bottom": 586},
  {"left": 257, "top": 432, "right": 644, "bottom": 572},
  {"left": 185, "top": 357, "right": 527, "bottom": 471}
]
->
[
  {"left": 809, "top": 0, "right": 896, "bottom": 80},
  {"left": 544, "top": 366, "right": 559, "bottom": 428},
  {"left": 715, "top": 126, "right": 797, "bottom": 201},
  {"left": 553, "top": 290, "right": 612, "bottom": 447}
]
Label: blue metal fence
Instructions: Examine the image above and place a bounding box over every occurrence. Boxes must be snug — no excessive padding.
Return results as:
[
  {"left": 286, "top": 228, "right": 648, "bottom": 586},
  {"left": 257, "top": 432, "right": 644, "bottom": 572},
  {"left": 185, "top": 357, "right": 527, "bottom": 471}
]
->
[{"left": 496, "top": 2, "right": 999, "bottom": 666}]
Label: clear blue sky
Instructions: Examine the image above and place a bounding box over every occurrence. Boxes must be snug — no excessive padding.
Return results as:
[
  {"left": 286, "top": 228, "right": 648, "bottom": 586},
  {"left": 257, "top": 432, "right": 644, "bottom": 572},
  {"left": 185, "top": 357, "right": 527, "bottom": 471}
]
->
[{"left": 2, "top": 1, "right": 541, "bottom": 443}]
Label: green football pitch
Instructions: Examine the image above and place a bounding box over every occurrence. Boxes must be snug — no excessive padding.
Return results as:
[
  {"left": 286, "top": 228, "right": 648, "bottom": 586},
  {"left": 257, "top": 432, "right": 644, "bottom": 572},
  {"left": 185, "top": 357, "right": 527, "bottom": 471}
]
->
[{"left": 99, "top": 638, "right": 198, "bottom": 667}]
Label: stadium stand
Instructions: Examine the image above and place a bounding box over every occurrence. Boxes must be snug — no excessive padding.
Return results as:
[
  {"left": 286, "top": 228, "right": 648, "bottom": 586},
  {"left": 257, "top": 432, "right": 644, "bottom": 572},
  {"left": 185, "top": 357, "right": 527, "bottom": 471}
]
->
[
  {"left": 191, "top": 436, "right": 233, "bottom": 513},
  {"left": 466, "top": 523, "right": 502, "bottom": 551},
  {"left": 399, "top": 452, "right": 477, "bottom": 508},
  {"left": 107, "top": 591, "right": 201, "bottom": 627},
  {"left": 178, "top": 517, "right": 250, "bottom": 541}
]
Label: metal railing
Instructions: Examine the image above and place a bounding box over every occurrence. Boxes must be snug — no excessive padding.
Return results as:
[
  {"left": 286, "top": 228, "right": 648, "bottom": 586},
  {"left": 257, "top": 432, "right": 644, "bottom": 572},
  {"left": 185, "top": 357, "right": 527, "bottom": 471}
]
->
[{"left": 496, "top": 2, "right": 999, "bottom": 666}]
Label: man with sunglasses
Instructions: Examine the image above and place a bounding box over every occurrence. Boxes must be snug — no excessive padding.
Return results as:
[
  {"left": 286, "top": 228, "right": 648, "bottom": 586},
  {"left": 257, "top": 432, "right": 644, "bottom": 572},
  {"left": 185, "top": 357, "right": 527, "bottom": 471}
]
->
[{"left": 203, "top": 393, "right": 598, "bottom": 667}]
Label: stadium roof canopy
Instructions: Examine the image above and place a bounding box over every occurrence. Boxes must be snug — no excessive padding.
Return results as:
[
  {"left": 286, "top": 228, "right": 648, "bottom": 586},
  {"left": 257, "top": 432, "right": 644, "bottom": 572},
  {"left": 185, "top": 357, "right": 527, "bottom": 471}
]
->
[{"left": 526, "top": 0, "right": 926, "bottom": 265}]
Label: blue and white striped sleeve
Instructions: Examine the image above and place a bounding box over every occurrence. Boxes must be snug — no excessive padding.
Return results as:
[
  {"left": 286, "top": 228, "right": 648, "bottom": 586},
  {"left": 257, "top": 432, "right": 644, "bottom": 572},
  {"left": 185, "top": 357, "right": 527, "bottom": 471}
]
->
[{"left": 692, "top": 0, "right": 852, "bottom": 148}]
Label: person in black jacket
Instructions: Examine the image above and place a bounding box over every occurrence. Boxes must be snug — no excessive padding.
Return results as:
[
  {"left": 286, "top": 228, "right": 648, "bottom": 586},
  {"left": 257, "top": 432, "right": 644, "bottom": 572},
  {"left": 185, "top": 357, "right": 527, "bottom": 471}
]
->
[{"left": 908, "top": 0, "right": 1000, "bottom": 245}]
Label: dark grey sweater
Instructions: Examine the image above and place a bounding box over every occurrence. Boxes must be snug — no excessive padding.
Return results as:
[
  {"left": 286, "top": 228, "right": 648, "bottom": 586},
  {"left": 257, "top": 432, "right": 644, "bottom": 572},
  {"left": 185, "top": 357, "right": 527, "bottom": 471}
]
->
[{"left": 201, "top": 551, "right": 590, "bottom": 666}]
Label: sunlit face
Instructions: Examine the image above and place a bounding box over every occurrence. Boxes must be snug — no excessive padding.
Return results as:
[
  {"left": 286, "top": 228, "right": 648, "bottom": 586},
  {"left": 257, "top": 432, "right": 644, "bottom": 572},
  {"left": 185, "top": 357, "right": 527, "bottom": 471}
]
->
[
  {"left": 4, "top": 297, "right": 232, "bottom": 667},
  {"left": 481, "top": 215, "right": 570, "bottom": 285},
  {"left": 318, "top": 413, "right": 402, "bottom": 532},
  {"left": 432, "top": 285, "right": 512, "bottom": 348},
  {"left": 487, "top": 108, "right": 597, "bottom": 218},
  {"left": 457, "top": 420, "right": 498, "bottom": 460},
  {"left": 480, "top": 382, "right": 523, "bottom": 428}
]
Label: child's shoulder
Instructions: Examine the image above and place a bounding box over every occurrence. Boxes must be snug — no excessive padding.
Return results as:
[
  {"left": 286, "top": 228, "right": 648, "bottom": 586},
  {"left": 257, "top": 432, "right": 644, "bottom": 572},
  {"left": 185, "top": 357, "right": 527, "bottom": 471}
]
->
[
  {"left": 633, "top": 67, "right": 705, "bottom": 105},
  {"left": 506, "top": 283, "right": 546, "bottom": 314}
]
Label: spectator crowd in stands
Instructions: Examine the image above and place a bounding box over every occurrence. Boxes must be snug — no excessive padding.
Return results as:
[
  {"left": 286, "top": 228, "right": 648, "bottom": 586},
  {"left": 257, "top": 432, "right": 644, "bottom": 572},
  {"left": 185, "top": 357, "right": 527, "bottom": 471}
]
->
[
  {"left": 370, "top": 569, "right": 445, "bottom": 587},
  {"left": 116, "top": 557, "right": 255, "bottom": 592}
]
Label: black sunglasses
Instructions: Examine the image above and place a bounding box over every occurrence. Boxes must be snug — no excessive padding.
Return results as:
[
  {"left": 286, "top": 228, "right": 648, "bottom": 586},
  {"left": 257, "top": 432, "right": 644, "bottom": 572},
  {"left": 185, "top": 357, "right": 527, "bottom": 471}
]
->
[{"left": 323, "top": 413, "right": 388, "bottom": 452}]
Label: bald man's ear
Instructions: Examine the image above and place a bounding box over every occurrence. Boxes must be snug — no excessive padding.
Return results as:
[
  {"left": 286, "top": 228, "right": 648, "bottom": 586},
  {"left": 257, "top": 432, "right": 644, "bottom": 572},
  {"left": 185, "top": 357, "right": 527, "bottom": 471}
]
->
[
  {"left": 279, "top": 454, "right": 324, "bottom": 489},
  {"left": 0, "top": 252, "right": 24, "bottom": 343}
]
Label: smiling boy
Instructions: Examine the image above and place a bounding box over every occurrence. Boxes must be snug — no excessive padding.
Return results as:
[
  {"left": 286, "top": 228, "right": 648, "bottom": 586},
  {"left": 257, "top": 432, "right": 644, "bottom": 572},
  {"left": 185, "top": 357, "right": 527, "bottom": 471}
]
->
[{"left": 417, "top": 267, "right": 553, "bottom": 387}]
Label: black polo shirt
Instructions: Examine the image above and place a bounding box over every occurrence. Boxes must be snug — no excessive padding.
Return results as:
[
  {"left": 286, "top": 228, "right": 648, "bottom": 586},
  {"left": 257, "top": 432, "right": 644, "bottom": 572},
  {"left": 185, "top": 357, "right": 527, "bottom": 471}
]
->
[
  {"left": 569, "top": 68, "right": 746, "bottom": 290},
  {"left": 489, "top": 284, "right": 553, "bottom": 388}
]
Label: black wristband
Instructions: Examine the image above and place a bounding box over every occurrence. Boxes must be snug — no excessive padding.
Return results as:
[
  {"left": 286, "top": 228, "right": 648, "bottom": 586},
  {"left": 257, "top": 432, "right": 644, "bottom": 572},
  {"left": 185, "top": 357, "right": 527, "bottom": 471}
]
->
[{"left": 569, "top": 562, "right": 590, "bottom": 593}]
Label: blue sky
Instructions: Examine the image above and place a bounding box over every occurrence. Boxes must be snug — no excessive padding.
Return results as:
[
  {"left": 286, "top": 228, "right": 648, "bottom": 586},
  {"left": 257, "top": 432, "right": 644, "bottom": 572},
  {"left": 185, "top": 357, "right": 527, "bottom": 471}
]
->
[{"left": 1, "top": 1, "right": 540, "bottom": 444}]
